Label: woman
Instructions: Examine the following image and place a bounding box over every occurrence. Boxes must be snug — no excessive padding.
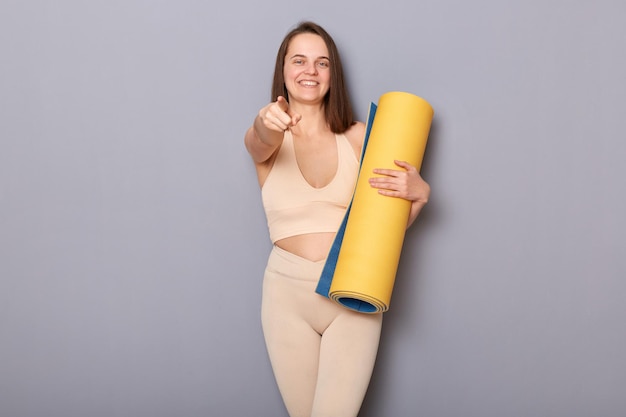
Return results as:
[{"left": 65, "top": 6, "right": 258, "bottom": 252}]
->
[{"left": 244, "top": 21, "right": 430, "bottom": 417}]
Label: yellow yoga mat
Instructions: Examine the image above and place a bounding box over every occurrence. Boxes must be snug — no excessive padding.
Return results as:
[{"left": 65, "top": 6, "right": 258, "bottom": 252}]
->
[{"left": 315, "top": 91, "right": 433, "bottom": 313}]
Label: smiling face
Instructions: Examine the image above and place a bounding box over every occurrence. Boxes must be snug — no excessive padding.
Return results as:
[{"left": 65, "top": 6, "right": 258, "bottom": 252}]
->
[{"left": 283, "top": 33, "right": 331, "bottom": 107}]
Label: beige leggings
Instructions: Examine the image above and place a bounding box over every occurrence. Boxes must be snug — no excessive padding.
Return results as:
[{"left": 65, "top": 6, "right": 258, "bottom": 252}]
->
[{"left": 261, "top": 245, "right": 383, "bottom": 417}]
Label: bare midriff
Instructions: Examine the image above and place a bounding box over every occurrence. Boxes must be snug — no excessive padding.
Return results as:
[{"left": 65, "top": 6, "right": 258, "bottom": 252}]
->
[{"left": 275, "top": 232, "right": 336, "bottom": 262}]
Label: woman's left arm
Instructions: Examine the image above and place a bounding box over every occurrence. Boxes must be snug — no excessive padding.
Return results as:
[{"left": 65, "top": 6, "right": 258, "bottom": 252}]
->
[{"left": 368, "top": 160, "right": 431, "bottom": 228}]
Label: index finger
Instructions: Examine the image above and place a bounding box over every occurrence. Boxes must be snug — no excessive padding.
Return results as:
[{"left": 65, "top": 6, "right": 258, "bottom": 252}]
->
[
  {"left": 393, "top": 160, "right": 417, "bottom": 171},
  {"left": 276, "top": 96, "right": 289, "bottom": 112},
  {"left": 372, "top": 168, "right": 400, "bottom": 177}
]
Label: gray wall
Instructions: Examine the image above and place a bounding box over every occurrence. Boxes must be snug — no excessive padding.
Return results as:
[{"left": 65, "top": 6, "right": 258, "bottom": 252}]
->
[{"left": 1, "top": 1, "right": 624, "bottom": 416}]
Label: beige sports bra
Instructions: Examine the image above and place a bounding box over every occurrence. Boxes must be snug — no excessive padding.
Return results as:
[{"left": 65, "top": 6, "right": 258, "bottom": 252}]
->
[{"left": 261, "top": 131, "right": 359, "bottom": 243}]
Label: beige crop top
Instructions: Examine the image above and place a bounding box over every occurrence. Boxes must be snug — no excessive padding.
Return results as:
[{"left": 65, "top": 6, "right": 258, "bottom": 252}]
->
[{"left": 261, "top": 131, "right": 360, "bottom": 243}]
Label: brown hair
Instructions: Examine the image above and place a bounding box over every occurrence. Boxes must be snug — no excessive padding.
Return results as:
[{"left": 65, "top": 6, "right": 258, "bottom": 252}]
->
[{"left": 270, "top": 21, "right": 355, "bottom": 134}]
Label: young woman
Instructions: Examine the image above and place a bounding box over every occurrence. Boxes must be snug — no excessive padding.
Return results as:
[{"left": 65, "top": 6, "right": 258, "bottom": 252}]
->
[{"left": 244, "top": 21, "right": 430, "bottom": 417}]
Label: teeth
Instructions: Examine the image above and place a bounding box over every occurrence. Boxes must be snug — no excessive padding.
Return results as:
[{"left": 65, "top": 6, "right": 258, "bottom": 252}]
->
[{"left": 300, "top": 81, "right": 318, "bottom": 86}]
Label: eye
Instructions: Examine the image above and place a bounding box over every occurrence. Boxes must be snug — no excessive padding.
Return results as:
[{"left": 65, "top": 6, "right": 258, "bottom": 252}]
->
[{"left": 318, "top": 60, "right": 330, "bottom": 68}]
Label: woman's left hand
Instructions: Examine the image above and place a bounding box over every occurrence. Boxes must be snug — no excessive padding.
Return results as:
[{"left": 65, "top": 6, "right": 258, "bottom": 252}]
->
[
  {"left": 369, "top": 160, "right": 429, "bottom": 202},
  {"left": 369, "top": 160, "right": 430, "bottom": 227}
]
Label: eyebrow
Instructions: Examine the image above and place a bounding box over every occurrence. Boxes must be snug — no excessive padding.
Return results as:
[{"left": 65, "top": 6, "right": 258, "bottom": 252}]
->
[{"left": 289, "top": 53, "right": 330, "bottom": 61}]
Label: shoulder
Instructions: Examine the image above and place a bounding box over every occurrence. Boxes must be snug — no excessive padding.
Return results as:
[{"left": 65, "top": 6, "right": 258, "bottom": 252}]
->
[{"left": 343, "top": 121, "right": 366, "bottom": 158}]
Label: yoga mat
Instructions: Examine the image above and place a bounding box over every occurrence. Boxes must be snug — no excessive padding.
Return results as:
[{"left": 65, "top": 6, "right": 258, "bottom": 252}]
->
[{"left": 315, "top": 91, "right": 433, "bottom": 313}]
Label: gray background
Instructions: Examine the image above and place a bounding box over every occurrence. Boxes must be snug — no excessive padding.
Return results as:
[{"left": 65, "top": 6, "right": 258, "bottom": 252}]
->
[{"left": 1, "top": 1, "right": 624, "bottom": 416}]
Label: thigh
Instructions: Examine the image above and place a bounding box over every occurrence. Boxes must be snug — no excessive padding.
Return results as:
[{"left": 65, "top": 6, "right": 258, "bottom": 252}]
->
[
  {"left": 262, "top": 305, "right": 321, "bottom": 417},
  {"left": 261, "top": 248, "right": 326, "bottom": 417},
  {"left": 312, "top": 311, "right": 383, "bottom": 417}
]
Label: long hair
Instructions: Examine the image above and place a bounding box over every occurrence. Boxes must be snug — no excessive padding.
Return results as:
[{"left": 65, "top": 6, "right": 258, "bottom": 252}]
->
[{"left": 270, "top": 21, "right": 355, "bottom": 134}]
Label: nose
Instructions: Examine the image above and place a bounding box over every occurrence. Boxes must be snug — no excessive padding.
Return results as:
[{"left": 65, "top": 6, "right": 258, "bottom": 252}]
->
[{"left": 304, "top": 62, "right": 318, "bottom": 75}]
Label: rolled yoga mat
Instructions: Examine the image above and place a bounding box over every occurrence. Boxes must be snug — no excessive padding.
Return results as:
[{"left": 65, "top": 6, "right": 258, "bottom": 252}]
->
[{"left": 315, "top": 91, "right": 434, "bottom": 313}]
